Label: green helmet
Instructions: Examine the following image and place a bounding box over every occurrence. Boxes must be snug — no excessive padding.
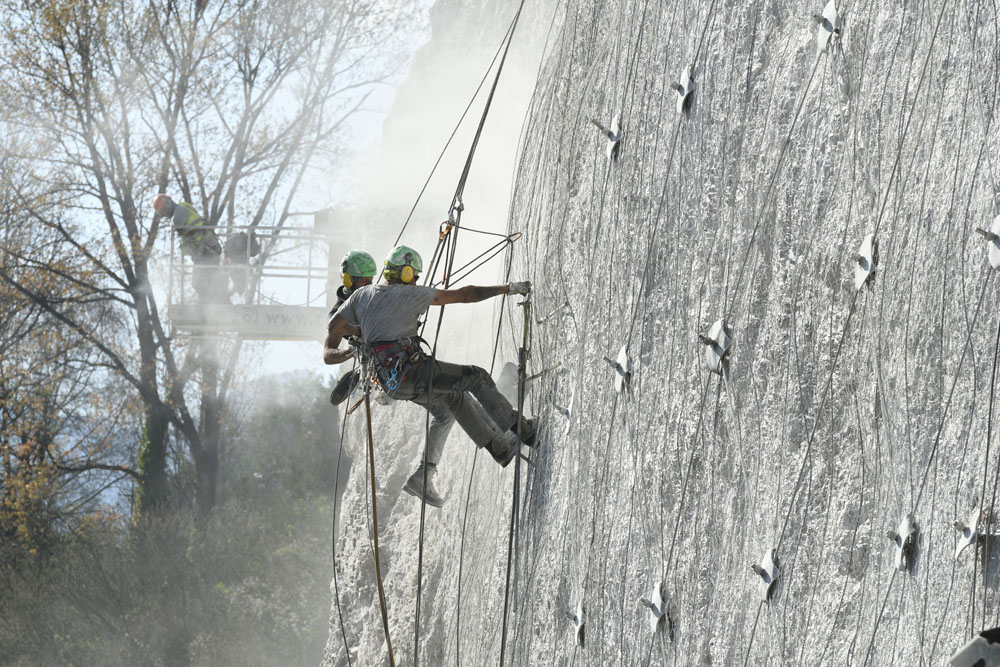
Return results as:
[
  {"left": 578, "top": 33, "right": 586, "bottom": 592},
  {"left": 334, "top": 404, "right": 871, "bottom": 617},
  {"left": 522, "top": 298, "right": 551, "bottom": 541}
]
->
[
  {"left": 383, "top": 245, "right": 423, "bottom": 283},
  {"left": 341, "top": 249, "right": 377, "bottom": 278}
]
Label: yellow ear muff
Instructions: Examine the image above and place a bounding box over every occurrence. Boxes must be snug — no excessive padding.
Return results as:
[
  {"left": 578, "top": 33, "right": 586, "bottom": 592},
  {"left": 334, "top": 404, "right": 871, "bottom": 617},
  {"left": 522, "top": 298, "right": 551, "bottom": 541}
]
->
[
  {"left": 401, "top": 265, "right": 414, "bottom": 284},
  {"left": 342, "top": 272, "right": 353, "bottom": 289}
]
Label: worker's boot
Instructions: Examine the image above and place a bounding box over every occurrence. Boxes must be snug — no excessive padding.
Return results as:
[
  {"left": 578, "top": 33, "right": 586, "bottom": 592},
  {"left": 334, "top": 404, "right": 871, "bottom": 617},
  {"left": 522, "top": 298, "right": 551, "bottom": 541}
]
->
[
  {"left": 511, "top": 416, "right": 538, "bottom": 446},
  {"left": 486, "top": 430, "right": 520, "bottom": 467},
  {"left": 329, "top": 368, "right": 361, "bottom": 406},
  {"left": 402, "top": 466, "right": 444, "bottom": 507}
]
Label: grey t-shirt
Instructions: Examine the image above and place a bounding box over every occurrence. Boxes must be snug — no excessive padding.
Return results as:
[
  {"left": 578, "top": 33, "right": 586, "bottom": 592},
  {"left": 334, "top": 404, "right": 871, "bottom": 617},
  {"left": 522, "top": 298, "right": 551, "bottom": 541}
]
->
[{"left": 332, "top": 284, "right": 438, "bottom": 343}]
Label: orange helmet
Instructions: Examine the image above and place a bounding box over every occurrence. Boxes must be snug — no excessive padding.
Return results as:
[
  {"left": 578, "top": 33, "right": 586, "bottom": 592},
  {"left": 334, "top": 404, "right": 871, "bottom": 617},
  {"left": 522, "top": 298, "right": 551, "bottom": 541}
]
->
[{"left": 152, "top": 193, "right": 172, "bottom": 214}]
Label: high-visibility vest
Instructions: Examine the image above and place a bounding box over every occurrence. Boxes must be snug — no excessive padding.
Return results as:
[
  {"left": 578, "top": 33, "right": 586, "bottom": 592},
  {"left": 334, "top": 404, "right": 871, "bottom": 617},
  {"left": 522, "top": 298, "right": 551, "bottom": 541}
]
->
[{"left": 176, "top": 202, "right": 217, "bottom": 257}]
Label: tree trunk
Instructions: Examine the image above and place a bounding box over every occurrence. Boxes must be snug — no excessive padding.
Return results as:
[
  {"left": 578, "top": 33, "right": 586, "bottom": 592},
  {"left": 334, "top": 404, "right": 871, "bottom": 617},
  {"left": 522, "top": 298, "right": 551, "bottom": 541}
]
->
[
  {"left": 195, "top": 340, "right": 221, "bottom": 514},
  {"left": 134, "top": 263, "right": 169, "bottom": 518},
  {"left": 136, "top": 404, "right": 169, "bottom": 516}
]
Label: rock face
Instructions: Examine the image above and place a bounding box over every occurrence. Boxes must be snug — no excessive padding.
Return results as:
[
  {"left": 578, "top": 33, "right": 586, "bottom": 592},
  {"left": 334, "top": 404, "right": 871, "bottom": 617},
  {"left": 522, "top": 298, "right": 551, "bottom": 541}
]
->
[{"left": 325, "top": 1, "right": 1000, "bottom": 665}]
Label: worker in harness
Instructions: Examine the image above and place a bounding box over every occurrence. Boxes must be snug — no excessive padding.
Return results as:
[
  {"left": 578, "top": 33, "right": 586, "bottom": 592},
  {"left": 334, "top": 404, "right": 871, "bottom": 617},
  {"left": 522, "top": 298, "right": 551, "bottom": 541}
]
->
[
  {"left": 326, "top": 244, "right": 536, "bottom": 507},
  {"left": 324, "top": 250, "right": 378, "bottom": 404},
  {"left": 152, "top": 194, "right": 226, "bottom": 304}
]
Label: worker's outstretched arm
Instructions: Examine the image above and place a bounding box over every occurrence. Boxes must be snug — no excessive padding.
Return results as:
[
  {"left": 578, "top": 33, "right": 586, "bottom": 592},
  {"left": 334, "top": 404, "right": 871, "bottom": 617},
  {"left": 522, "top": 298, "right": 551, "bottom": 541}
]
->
[{"left": 432, "top": 281, "right": 530, "bottom": 306}]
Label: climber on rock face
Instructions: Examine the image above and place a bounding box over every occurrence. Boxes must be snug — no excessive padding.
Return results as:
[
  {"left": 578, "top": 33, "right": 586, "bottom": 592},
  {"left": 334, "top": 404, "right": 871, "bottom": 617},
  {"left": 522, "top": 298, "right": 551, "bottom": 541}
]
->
[
  {"left": 324, "top": 250, "right": 378, "bottom": 366},
  {"left": 324, "top": 250, "right": 379, "bottom": 406},
  {"left": 325, "top": 244, "right": 536, "bottom": 507}
]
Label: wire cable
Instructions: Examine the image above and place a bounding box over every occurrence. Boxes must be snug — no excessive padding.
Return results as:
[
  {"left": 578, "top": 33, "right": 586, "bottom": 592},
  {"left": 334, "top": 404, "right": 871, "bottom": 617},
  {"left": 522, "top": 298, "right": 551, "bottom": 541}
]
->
[{"left": 393, "top": 14, "right": 521, "bottom": 246}]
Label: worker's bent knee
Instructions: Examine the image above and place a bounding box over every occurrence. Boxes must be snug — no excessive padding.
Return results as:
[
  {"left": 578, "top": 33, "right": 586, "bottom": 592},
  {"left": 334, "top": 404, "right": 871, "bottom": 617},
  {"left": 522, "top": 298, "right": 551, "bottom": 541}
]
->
[
  {"left": 429, "top": 362, "right": 492, "bottom": 393},
  {"left": 443, "top": 392, "right": 470, "bottom": 411},
  {"left": 461, "top": 364, "right": 493, "bottom": 388}
]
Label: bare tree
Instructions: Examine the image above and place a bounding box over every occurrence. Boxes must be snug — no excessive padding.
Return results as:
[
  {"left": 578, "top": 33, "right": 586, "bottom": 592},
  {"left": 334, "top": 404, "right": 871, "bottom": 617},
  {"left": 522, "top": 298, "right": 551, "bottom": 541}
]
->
[
  {"left": 0, "top": 0, "right": 416, "bottom": 515},
  {"left": 0, "top": 147, "right": 136, "bottom": 551}
]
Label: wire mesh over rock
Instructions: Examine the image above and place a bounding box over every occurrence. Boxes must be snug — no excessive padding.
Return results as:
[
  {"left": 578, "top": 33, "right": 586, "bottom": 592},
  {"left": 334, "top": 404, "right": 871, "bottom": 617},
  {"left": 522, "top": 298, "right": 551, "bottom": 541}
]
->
[{"left": 324, "top": 1, "right": 1000, "bottom": 665}]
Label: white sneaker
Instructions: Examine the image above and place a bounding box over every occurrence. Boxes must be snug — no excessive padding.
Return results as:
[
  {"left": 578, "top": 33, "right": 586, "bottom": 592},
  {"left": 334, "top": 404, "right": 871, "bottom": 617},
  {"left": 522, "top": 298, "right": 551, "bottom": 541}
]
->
[{"left": 402, "top": 467, "right": 444, "bottom": 507}]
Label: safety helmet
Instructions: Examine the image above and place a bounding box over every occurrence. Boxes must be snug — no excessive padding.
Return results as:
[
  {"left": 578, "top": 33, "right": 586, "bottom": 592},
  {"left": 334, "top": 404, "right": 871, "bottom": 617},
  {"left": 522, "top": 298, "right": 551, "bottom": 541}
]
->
[
  {"left": 340, "top": 250, "right": 377, "bottom": 288},
  {"left": 152, "top": 193, "right": 172, "bottom": 214},
  {"left": 383, "top": 245, "right": 423, "bottom": 284}
]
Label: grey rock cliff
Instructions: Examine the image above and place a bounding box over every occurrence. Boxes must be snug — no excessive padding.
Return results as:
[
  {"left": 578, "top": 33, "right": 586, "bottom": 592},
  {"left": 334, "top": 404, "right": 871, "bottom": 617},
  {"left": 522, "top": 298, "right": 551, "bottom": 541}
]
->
[{"left": 327, "top": 1, "right": 1000, "bottom": 665}]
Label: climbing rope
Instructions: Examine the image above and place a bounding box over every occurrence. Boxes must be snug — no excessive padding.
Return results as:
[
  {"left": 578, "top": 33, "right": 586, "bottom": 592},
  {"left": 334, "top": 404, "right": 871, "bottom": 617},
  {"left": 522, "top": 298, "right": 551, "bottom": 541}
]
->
[
  {"left": 454, "top": 244, "right": 516, "bottom": 667},
  {"left": 330, "top": 365, "right": 356, "bottom": 667},
  {"left": 363, "top": 387, "right": 396, "bottom": 667},
  {"left": 409, "top": 4, "right": 529, "bottom": 663},
  {"left": 393, "top": 13, "right": 522, "bottom": 247},
  {"left": 498, "top": 296, "right": 531, "bottom": 666},
  {"left": 449, "top": 0, "right": 528, "bottom": 218}
]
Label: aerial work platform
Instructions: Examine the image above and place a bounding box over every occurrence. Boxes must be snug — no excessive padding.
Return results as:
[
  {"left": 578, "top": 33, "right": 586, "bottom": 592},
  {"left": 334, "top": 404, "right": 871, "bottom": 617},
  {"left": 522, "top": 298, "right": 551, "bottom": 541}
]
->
[
  {"left": 167, "top": 208, "right": 351, "bottom": 341},
  {"left": 169, "top": 303, "right": 329, "bottom": 341}
]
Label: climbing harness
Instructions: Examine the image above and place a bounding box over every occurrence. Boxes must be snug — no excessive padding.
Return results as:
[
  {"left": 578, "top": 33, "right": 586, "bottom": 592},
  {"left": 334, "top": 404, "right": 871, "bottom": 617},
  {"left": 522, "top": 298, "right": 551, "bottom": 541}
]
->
[{"left": 367, "top": 337, "right": 428, "bottom": 395}]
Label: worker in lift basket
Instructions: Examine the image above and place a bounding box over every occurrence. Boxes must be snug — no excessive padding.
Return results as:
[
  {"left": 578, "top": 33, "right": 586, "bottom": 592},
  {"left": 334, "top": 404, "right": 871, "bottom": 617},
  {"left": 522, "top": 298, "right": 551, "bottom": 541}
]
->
[
  {"left": 325, "top": 244, "right": 537, "bottom": 507},
  {"left": 152, "top": 193, "right": 227, "bottom": 304}
]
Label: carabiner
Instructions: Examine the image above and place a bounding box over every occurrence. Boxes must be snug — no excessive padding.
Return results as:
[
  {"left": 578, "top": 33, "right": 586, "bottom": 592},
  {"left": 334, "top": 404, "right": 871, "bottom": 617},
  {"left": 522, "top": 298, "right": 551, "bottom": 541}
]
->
[{"left": 439, "top": 221, "right": 453, "bottom": 241}]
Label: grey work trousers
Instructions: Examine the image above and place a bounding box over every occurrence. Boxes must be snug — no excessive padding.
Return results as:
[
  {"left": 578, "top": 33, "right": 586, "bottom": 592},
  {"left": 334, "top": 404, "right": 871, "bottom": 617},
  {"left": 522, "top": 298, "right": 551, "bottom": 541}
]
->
[{"left": 389, "top": 357, "right": 516, "bottom": 470}]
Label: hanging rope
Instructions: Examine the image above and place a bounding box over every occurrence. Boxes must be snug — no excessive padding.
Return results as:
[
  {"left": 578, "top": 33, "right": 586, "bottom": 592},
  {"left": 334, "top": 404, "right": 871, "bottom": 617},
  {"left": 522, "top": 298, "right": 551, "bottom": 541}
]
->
[
  {"left": 411, "top": 226, "right": 457, "bottom": 667},
  {"left": 409, "top": 2, "right": 529, "bottom": 664},
  {"left": 393, "top": 14, "right": 522, "bottom": 246},
  {"left": 448, "top": 0, "right": 528, "bottom": 218},
  {"left": 363, "top": 387, "right": 396, "bottom": 667},
  {"left": 454, "top": 242, "right": 516, "bottom": 666},
  {"left": 330, "top": 366, "right": 356, "bottom": 667},
  {"left": 498, "top": 297, "right": 531, "bottom": 666}
]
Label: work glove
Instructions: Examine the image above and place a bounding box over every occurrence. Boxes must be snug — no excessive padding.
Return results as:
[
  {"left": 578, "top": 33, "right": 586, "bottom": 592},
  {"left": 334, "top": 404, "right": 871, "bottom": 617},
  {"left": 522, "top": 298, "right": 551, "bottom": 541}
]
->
[{"left": 508, "top": 281, "right": 532, "bottom": 295}]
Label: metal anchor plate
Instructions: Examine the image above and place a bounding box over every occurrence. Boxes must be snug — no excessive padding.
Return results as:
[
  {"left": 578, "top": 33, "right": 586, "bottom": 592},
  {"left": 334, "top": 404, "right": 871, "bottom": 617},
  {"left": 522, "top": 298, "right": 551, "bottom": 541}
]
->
[
  {"left": 752, "top": 548, "right": 780, "bottom": 602},
  {"left": 853, "top": 233, "right": 877, "bottom": 291},
  {"left": 887, "top": 514, "right": 918, "bottom": 572},
  {"left": 699, "top": 319, "right": 732, "bottom": 375},
  {"left": 673, "top": 64, "right": 695, "bottom": 116},
  {"left": 638, "top": 581, "right": 671, "bottom": 637},
  {"left": 815, "top": 0, "right": 842, "bottom": 53}
]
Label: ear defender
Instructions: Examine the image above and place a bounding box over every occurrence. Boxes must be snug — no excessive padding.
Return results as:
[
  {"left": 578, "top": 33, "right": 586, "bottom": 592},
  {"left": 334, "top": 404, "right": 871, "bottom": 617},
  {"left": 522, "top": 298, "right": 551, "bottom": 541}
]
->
[
  {"left": 342, "top": 272, "right": 353, "bottom": 289},
  {"left": 400, "top": 265, "right": 415, "bottom": 284}
]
